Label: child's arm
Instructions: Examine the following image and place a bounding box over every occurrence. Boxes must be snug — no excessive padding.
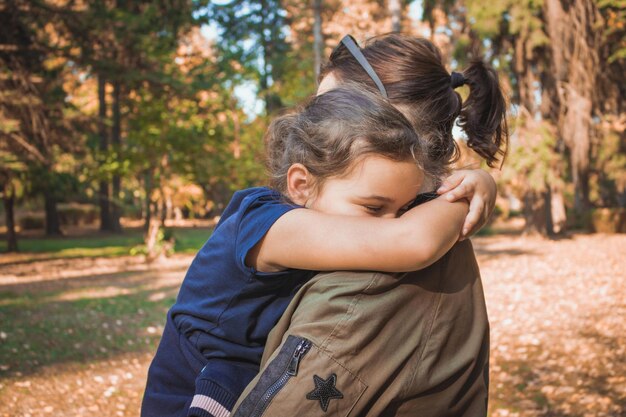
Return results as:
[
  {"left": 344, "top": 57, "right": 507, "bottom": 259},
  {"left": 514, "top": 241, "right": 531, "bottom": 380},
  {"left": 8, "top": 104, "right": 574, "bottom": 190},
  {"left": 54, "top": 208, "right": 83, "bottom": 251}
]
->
[
  {"left": 247, "top": 197, "right": 468, "bottom": 273},
  {"left": 436, "top": 169, "right": 497, "bottom": 239}
]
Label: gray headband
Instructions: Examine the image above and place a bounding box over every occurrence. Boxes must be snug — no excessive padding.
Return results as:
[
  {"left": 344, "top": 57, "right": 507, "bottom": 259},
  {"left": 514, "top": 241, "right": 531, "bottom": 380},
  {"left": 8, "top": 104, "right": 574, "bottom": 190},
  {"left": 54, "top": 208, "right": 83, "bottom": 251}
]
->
[{"left": 338, "top": 35, "right": 388, "bottom": 99}]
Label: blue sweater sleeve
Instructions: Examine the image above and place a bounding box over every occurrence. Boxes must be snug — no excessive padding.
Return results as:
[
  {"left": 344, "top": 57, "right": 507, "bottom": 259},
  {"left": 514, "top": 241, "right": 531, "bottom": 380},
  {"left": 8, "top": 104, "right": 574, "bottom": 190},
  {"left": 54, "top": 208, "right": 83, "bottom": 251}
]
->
[
  {"left": 234, "top": 190, "right": 300, "bottom": 274},
  {"left": 184, "top": 188, "right": 305, "bottom": 417},
  {"left": 189, "top": 361, "right": 258, "bottom": 417}
]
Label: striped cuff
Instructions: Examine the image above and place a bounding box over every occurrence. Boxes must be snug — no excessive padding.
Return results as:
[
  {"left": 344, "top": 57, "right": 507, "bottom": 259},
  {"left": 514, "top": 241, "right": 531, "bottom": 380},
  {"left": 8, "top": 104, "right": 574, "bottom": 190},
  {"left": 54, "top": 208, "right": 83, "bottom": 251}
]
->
[{"left": 188, "top": 380, "right": 236, "bottom": 417}]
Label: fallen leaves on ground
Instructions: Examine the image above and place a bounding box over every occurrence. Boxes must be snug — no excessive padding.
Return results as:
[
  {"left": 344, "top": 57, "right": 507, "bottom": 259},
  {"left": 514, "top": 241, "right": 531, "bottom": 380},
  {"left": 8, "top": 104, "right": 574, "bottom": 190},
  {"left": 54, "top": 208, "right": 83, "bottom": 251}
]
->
[
  {"left": 0, "top": 233, "right": 624, "bottom": 416},
  {"left": 475, "top": 234, "right": 625, "bottom": 417}
]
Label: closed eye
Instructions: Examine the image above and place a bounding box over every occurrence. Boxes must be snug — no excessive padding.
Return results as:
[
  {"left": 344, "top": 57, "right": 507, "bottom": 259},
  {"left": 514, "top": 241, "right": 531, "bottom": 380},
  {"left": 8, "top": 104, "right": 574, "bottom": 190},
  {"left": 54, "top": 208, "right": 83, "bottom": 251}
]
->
[{"left": 364, "top": 205, "right": 382, "bottom": 213}]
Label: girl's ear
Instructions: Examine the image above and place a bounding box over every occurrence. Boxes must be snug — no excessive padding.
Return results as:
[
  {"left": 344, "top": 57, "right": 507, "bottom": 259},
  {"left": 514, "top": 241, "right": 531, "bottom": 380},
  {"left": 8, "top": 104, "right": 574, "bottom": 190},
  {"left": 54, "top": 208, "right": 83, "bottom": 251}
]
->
[{"left": 286, "top": 163, "right": 315, "bottom": 206}]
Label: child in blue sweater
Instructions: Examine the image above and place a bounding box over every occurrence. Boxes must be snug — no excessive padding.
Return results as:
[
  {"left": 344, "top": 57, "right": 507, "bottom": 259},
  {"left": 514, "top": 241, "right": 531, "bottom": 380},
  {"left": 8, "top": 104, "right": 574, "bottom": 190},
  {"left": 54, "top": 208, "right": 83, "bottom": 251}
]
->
[{"left": 141, "top": 85, "right": 494, "bottom": 417}]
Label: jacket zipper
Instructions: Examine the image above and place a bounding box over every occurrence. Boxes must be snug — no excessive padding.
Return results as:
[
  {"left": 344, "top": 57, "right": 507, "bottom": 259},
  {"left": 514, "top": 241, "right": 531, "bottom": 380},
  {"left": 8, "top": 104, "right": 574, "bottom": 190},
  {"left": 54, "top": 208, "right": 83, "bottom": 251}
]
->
[{"left": 249, "top": 338, "right": 312, "bottom": 417}]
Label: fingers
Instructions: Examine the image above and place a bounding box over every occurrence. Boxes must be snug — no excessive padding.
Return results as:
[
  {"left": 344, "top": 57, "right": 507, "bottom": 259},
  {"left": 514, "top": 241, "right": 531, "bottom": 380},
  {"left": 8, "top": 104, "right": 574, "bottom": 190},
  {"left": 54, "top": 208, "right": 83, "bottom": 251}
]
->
[
  {"left": 437, "top": 171, "right": 466, "bottom": 194},
  {"left": 445, "top": 180, "right": 476, "bottom": 202},
  {"left": 462, "top": 196, "right": 487, "bottom": 237}
]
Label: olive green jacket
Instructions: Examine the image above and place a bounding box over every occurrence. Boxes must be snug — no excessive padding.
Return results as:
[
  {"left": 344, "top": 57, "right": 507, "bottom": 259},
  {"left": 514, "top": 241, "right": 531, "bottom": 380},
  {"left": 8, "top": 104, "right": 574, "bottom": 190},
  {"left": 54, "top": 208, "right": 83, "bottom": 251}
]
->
[{"left": 233, "top": 240, "right": 489, "bottom": 417}]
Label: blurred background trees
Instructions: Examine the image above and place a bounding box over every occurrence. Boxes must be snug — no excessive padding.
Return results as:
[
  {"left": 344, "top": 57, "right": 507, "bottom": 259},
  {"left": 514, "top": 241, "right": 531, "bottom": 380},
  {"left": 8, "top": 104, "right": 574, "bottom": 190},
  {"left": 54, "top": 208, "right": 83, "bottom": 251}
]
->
[{"left": 1, "top": 0, "right": 625, "bottom": 252}]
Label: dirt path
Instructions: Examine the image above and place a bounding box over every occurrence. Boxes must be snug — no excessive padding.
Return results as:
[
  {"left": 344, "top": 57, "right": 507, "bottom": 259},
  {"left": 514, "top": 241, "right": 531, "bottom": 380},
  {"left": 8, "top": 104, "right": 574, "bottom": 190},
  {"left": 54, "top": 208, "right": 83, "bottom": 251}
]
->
[{"left": 0, "top": 233, "right": 624, "bottom": 416}]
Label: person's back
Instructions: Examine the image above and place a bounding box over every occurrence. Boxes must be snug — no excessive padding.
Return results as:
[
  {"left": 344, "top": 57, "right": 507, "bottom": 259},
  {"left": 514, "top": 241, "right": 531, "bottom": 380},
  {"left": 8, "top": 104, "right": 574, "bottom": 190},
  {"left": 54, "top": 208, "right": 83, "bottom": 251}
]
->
[{"left": 233, "top": 239, "right": 489, "bottom": 416}]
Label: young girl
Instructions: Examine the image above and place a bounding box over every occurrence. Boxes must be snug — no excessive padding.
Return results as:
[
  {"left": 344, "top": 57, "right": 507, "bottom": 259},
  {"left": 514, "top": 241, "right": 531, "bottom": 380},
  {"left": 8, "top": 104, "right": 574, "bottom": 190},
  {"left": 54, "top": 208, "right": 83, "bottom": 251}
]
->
[{"left": 141, "top": 85, "right": 484, "bottom": 417}]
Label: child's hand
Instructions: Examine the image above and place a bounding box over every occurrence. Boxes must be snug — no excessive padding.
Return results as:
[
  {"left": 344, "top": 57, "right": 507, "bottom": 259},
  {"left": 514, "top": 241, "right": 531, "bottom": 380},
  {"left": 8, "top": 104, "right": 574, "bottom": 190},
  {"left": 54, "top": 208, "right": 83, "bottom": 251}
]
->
[{"left": 436, "top": 169, "right": 497, "bottom": 239}]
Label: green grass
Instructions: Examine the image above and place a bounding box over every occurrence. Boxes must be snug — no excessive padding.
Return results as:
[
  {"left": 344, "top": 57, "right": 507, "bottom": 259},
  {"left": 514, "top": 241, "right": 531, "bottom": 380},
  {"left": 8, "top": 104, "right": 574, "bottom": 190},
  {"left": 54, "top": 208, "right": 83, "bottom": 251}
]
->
[
  {"left": 0, "top": 280, "right": 179, "bottom": 377},
  {"left": 0, "top": 227, "right": 212, "bottom": 259},
  {"left": 0, "top": 227, "right": 212, "bottom": 375},
  {"left": 0, "top": 225, "right": 213, "bottom": 377},
  {"left": 168, "top": 228, "right": 211, "bottom": 253},
  {"left": 0, "top": 234, "right": 144, "bottom": 255}
]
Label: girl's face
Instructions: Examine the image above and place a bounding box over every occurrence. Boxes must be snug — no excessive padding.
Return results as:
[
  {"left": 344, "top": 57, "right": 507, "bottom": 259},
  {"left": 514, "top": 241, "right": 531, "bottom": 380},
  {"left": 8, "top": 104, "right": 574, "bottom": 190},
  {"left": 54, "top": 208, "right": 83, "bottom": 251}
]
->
[
  {"left": 307, "top": 155, "right": 423, "bottom": 218},
  {"left": 317, "top": 73, "right": 436, "bottom": 192}
]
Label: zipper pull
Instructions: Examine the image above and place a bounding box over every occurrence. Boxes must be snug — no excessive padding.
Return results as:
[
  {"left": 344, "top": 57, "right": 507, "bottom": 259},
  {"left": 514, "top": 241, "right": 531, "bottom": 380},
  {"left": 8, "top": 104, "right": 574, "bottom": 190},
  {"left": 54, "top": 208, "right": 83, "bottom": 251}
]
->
[{"left": 287, "top": 339, "right": 311, "bottom": 376}]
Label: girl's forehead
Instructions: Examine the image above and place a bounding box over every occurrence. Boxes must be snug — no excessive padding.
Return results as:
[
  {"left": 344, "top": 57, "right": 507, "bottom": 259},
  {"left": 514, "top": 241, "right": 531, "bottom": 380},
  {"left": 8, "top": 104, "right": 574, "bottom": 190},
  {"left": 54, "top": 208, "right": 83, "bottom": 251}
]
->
[{"left": 335, "top": 155, "right": 423, "bottom": 196}]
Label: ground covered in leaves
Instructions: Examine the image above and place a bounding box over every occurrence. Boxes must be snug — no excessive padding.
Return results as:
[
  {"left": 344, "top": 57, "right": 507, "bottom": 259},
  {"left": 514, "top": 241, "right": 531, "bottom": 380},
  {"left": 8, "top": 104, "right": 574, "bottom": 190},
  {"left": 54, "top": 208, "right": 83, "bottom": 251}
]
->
[{"left": 0, "top": 233, "right": 624, "bottom": 416}]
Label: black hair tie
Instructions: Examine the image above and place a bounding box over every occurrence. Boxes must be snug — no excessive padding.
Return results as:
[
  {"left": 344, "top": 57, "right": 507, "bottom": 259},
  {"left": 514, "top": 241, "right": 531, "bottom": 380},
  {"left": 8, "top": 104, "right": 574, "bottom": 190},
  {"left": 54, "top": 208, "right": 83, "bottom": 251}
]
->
[{"left": 450, "top": 71, "right": 466, "bottom": 89}]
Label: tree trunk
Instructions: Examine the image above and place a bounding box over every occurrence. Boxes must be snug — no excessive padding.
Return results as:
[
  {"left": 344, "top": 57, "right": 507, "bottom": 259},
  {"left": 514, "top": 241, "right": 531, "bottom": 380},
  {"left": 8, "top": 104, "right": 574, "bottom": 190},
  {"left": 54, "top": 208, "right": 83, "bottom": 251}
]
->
[
  {"left": 514, "top": 36, "right": 537, "bottom": 115},
  {"left": 98, "top": 74, "right": 112, "bottom": 231},
  {"left": 110, "top": 80, "right": 122, "bottom": 232},
  {"left": 543, "top": 0, "right": 600, "bottom": 217},
  {"left": 144, "top": 216, "right": 163, "bottom": 264},
  {"left": 541, "top": 69, "right": 568, "bottom": 234},
  {"left": 523, "top": 190, "right": 548, "bottom": 235},
  {"left": 259, "top": 0, "right": 270, "bottom": 110},
  {"left": 144, "top": 171, "right": 152, "bottom": 231},
  {"left": 144, "top": 202, "right": 173, "bottom": 264},
  {"left": 389, "top": 0, "right": 401, "bottom": 32},
  {"left": 545, "top": 187, "right": 554, "bottom": 235},
  {"left": 160, "top": 197, "right": 167, "bottom": 227},
  {"left": 544, "top": 183, "right": 567, "bottom": 236},
  {"left": 312, "top": 0, "right": 323, "bottom": 83},
  {"left": 2, "top": 183, "right": 18, "bottom": 252},
  {"left": 258, "top": 0, "right": 282, "bottom": 113},
  {"left": 550, "top": 183, "right": 567, "bottom": 234},
  {"left": 44, "top": 188, "right": 62, "bottom": 236},
  {"left": 165, "top": 195, "right": 173, "bottom": 223},
  {"left": 562, "top": 85, "right": 592, "bottom": 214},
  {"left": 230, "top": 99, "right": 241, "bottom": 159},
  {"left": 573, "top": 163, "right": 590, "bottom": 214}
]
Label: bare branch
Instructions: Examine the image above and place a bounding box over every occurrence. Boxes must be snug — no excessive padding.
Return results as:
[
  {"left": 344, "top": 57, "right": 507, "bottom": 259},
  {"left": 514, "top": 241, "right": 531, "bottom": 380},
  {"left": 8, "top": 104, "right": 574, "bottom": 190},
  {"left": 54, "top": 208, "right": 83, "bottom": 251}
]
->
[{"left": 6, "top": 132, "right": 47, "bottom": 164}]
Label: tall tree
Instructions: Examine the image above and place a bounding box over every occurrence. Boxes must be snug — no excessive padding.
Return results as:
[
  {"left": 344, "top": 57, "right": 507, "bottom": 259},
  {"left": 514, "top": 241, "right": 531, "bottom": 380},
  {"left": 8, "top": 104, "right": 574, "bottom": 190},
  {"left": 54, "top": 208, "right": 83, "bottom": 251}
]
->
[
  {"left": 207, "top": 0, "right": 291, "bottom": 114},
  {"left": 312, "top": 0, "right": 323, "bottom": 81},
  {"left": 389, "top": 0, "right": 402, "bottom": 32},
  {"left": 0, "top": 153, "right": 24, "bottom": 252},
  {"left": 49, "top": 0, "right": 196, "bottom": 231},
  {"left": 0, "top": 0, "right": 75, "bottom": 236},
  {"left": 97, "top": 74, "right": 112, "bottom": 231},
  {"left": 110, "top": 79, "right": 123, "bottom": 232},
  {"left": 457, "top": 0, "right": 625, "bottom": 233},
  {"left": 1, "top": 181, "right": 18, "bottom": 252},
  {"left": 543, "top": 0, "right": 600, "bottom": 215}
]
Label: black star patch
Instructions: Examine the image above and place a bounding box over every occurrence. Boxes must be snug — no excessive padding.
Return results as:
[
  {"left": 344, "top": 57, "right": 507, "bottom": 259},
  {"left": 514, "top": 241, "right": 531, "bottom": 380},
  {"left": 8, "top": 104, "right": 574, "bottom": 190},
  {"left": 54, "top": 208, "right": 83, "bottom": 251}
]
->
[{"left": 306, "top": 373, "right": 344, "bottom": 412}]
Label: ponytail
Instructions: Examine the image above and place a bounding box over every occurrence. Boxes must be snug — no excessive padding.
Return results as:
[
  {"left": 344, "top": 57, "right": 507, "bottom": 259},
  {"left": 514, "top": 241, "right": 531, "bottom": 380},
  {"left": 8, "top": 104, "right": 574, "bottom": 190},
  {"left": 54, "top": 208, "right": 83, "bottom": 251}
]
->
[
  {"left": 322, "top": 34, "right": 509, "bottom": 176},
  {"left": 457, "top": 59, "right": 508, "bottom": 167}
]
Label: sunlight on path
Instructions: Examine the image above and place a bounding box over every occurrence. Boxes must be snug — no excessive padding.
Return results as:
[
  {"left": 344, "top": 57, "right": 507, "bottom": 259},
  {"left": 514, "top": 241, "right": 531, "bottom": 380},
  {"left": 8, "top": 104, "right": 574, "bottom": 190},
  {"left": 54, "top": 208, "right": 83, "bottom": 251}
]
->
[
  {"left": 0, "top": 255, "right": 193, "bottom": 286},
  {"left": 0, "top": 234, "right": 624, "bottom": 417},
  {"left": 476, "top": 234, "right": 626, "bottom": 416},
  {"left": 0, "top": 352, "right": 152, "bottom": 417}
]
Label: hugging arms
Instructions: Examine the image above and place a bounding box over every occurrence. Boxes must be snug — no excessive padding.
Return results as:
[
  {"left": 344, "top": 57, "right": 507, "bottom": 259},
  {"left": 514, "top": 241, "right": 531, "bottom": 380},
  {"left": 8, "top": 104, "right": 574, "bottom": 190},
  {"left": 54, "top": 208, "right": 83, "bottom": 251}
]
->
[{"left": 141, "top": 33, "right": 506, "bottom": 417}]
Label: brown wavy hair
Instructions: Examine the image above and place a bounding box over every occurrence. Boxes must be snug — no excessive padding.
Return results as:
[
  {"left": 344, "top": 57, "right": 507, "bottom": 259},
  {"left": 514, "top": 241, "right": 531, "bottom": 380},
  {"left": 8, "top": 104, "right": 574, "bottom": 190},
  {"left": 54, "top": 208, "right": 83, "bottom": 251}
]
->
[
  {"left": 265, "top": 84, "right": 428, "bottom": 195},
  {"left": 320, "top": 34, "right": 508, "bottom": 178}
]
